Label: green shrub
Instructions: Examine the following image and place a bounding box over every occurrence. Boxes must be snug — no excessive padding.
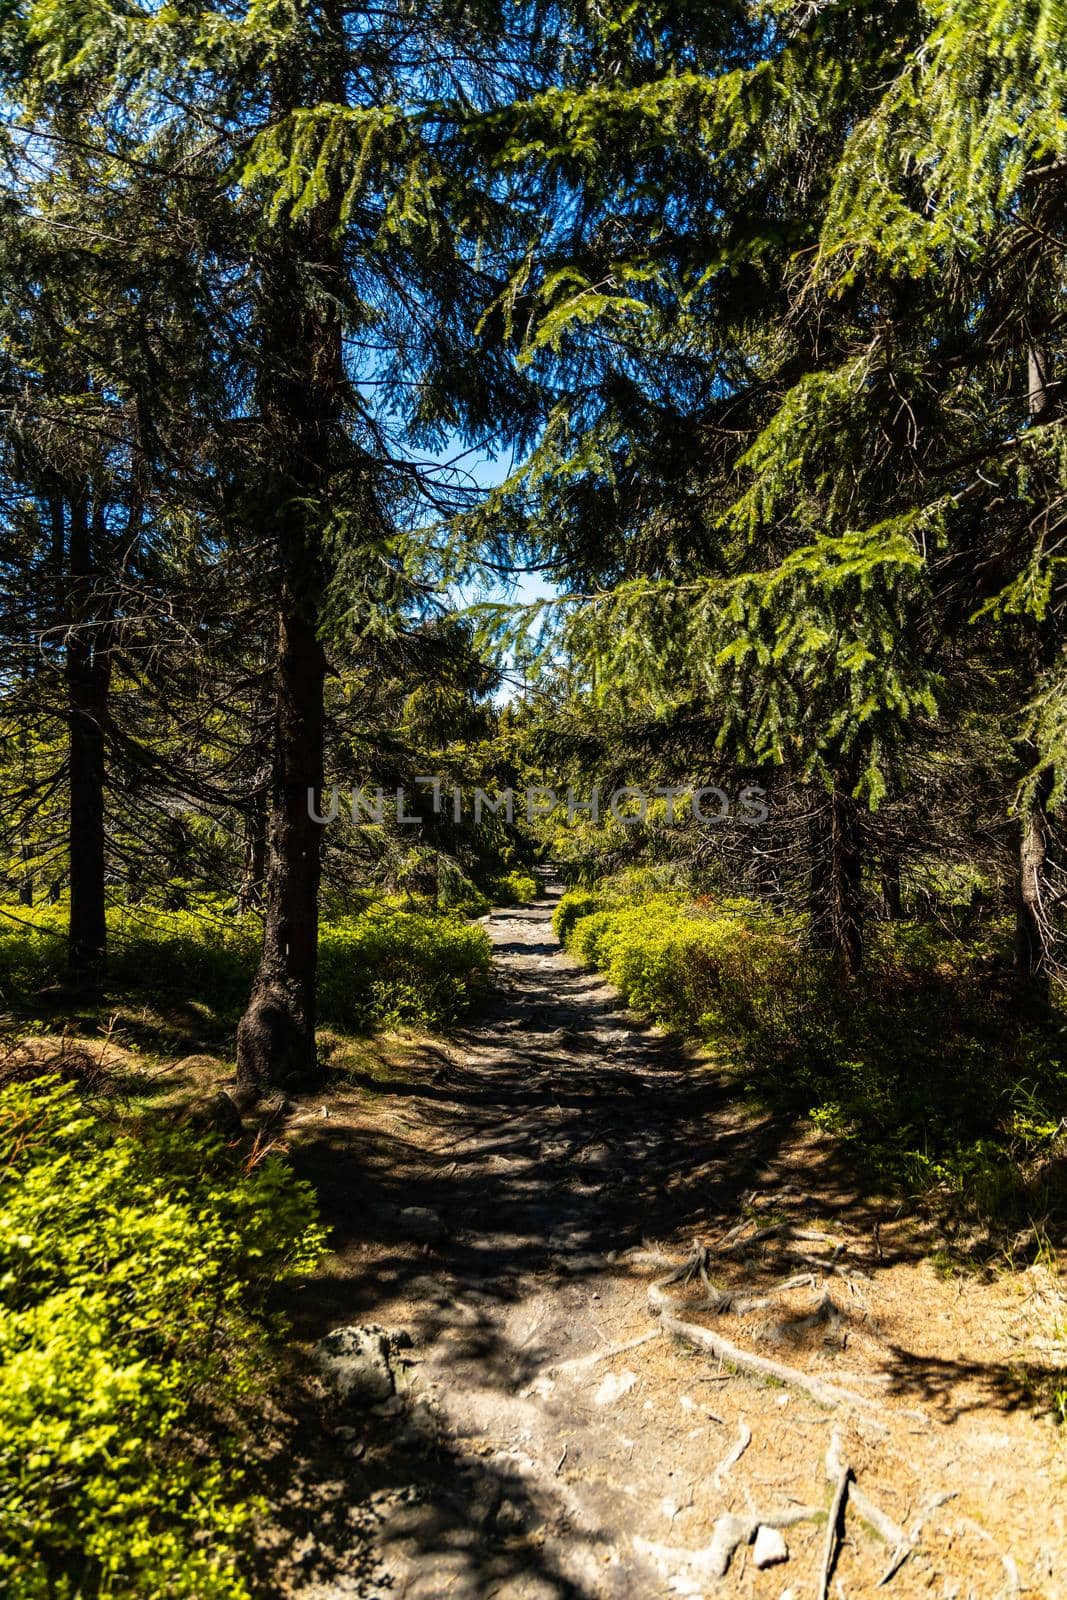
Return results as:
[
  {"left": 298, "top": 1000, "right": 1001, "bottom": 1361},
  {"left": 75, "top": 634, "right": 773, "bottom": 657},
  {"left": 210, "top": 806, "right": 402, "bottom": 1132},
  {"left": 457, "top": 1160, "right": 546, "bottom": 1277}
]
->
[
  {"left": 552, "top": 873, "right": 690, "bottom": 945},
  {"left": 557, "top": 888, "right": 1067, "bottom": 1226},
  {"left": 0, "top": 905, "right": 257, "bottom": 1017},
  {"left": 552, "top": 889, "right": 602, "bottom": 943},
  {"left": 0, "top": 1078, "right": 324, "bottom": 1599},
  {"left": 0, "top": 902, "right": 491, "bottom": 1034},
  {"left": 0, "top": 907, "right": 67, "bottom": 995},
  {"left": 563, "top": 895, "right": 800, "bottom": 1038},
  {"left": 438, "top": 879, "right": 490, "bottom": 916},
  {"left": 317, "top": 909, "right": 491, "bottom": 1031},
  {"left": 486, "top": 870, "right": 539, "bottom": 905}
]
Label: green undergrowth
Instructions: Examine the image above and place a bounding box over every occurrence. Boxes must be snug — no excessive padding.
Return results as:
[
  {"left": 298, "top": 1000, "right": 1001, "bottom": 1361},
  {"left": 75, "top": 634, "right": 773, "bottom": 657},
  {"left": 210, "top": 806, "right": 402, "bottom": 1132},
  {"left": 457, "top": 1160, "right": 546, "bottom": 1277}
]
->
[
  {"left": 0, "top": 901, "right": 492, "bottom": 1035},
  {"left": 555, "top": 888, "right": 1067, "bottom": 1233},
  {"left": 430, "top": 868, "right": 539, "bottom": 915},
  {"left": 317, "top": 911, "right": 491, "bottom": 1031},
  {"left": 485, "top": 868, "right": 540, "bottom": 906},
  {"left": 0, "top": 1075, "right": 324, "bottom": 1599}
]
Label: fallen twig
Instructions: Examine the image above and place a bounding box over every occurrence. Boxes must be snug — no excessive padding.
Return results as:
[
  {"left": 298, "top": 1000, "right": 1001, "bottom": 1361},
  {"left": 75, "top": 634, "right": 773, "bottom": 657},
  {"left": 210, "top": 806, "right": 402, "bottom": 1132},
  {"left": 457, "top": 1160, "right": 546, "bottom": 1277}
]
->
[
  {"left": 540, "top": 1328, "right": 661, "bottom": 1377},
  {"left": 712, "top": 1421, "right": 751, "bottom": 1487}
]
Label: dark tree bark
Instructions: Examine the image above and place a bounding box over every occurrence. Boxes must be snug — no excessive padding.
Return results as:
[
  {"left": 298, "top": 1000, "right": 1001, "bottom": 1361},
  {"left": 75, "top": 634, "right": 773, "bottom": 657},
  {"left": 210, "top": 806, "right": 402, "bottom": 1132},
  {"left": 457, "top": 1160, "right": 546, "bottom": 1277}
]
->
[
  {"left": 236, "top": 659, "right": 272, "bottom": 914},
  {"left": 17, "top": 730, "right": 33, "bottom": 906},
  {"left": 236, "top": 608, "right": 326, "bottom": 1090},
  {"left": 19, "top": 844, "right": 33, "bottom": 907},
  {"left": 809, "top": 781, "right": 864, "bottom": 975},
  {"left": 234, "top": 278, "right": 340, "bottom": 1091},
  {"left": 64, "top": 492, "right": 111, "bottom": 983},
  {"left": 1015, "top": 768, "right": 1052, "bottom": 997},
  {"left": 1014, "top": 343, "right": 1058, "bottom": 999},
  {"left": 880, "top": 857, "right": 903, "bottom": 920},
  {"left": 235, "top": 18, "right": 345, "bottom": 1095},
  {"left": 236, "top": 788, "right": 267, "bottom": 915}
]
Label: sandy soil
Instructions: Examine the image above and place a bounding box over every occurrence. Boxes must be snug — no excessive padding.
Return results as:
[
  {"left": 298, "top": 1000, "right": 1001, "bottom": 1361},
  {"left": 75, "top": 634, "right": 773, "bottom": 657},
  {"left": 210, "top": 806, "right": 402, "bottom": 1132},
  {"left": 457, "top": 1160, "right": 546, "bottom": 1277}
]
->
[{"left": 265, "top": 890, "right": 1067, "bottom": 1600}]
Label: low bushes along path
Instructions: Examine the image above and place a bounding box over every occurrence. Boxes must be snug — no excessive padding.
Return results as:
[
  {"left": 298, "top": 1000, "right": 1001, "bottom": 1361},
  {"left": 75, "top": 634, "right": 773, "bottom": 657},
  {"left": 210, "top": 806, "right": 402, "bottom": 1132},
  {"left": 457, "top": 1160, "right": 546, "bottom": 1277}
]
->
[{"left": 266, "top": 888, "right": 1066, "bottom": 1600}]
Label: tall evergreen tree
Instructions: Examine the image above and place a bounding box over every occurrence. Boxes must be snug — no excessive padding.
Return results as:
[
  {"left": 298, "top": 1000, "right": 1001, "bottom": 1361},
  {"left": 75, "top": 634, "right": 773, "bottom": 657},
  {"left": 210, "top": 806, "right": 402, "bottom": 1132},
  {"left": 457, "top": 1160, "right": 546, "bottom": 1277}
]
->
[{"left": 17, "top": 0, "right": 674, "bottom": 1086}]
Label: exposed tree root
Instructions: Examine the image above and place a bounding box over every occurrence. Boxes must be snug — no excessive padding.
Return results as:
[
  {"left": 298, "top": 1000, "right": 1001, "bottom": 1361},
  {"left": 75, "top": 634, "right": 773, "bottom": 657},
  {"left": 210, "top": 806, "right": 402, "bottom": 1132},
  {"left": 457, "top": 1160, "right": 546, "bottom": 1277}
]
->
[
  {"left": 713, "top": 1222, "right": 847, "bottom": 1257},
  {"left": 634, "top": 1502, "right": 825, "bottom": 1581},
  {"left": 819, "top": 1437, "right": 851, "bottom": 1600},
  {"left": 706, "top": 1506, "right": 824, "bottom": 1578},
  {"left": 652, "top": 1298, "right": 881, "bottom": 1412},
  {"left": 824, "top": 1427, "right": 913, "bottom": 1589},
  {"left": 955, "top": 1513, "right": 1021, "bottom": 1599}
]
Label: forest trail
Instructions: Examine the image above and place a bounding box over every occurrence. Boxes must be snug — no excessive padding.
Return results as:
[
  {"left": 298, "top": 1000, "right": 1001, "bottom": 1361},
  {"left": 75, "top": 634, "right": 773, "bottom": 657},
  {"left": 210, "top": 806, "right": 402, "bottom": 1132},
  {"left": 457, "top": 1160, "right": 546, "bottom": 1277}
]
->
[{"left": 272, "top": 890, "right": 1067, "bottom": 1600}]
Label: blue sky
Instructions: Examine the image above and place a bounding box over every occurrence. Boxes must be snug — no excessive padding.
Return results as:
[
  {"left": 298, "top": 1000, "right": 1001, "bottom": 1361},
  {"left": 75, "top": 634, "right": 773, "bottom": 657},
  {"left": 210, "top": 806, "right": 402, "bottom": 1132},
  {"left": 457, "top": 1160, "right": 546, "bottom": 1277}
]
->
[
  {"left": 433, "top": 439, "right": 558, "bottom": 606},
  {"left": 430, "top": 441, "right": 558, "bottom": 697}
]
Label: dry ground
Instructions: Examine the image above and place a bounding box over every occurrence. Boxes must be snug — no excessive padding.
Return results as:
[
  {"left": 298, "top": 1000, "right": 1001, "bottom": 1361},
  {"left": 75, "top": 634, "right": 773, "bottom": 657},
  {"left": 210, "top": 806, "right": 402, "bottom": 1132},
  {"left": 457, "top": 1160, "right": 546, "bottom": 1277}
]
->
[{"left": 262, "top": 891, "right": 1067, "bottom": 1600}]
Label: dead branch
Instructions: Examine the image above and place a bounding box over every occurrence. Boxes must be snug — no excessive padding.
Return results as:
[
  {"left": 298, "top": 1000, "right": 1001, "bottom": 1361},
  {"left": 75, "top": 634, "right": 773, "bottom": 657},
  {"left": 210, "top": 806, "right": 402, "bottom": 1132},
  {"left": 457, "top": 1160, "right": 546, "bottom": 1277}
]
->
[
  {"left": 712, "top": 1420, "right": 751, "bottom": 1487},
  {"left": 540, "top": 1329, "right": 661, "bottom": 1377}
]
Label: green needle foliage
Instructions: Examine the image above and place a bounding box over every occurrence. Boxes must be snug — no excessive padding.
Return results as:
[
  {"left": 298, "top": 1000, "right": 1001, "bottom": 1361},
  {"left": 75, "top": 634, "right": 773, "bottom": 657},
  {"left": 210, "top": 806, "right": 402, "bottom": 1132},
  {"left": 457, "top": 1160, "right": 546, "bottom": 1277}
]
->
[
  {"left": 0, "top": 1078, "right": 324, "bottom": 1599},
  {"left": 476, "top": 0, "right": 1067, "bottom": 982}
]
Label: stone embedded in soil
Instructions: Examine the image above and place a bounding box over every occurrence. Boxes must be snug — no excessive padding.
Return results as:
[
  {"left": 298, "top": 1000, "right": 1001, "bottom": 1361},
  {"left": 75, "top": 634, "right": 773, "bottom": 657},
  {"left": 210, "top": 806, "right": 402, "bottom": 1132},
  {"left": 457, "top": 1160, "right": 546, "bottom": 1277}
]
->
[
  {"left": 367, "top": 1202, "right": 446, "bottom": 1243},
  {"left": 493, "top": 1498, "right": 527, "bottom": 1532},
  {"left": 593, "top": 1368, "right": 638, "bottom": 1406},
  {"left": 397, "top": 1205, "right": 446, "bottom": 1242},
  {"left": 752, "top": 1525, "right": 789, "bottom": 1569},
  {"left": 578, "top": 1142, "right": 614, "bottom": 1168},
  {"left": 315, "top": 1324, "right": 412, "bottom": 1405}
]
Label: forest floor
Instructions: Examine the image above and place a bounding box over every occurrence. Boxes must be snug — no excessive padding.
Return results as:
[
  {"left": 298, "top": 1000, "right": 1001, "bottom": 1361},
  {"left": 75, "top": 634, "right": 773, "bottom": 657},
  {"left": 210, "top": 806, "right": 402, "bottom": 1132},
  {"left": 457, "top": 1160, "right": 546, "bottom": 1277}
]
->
[{"left": 262, "top": 888, "right": 1067, "bottom": 1600}]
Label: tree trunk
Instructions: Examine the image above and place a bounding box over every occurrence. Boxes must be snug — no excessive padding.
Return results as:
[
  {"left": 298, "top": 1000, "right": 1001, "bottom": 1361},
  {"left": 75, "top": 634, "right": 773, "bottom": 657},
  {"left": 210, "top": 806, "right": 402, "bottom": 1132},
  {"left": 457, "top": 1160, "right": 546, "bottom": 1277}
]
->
[
  {"left": 1029, "top": 344, "right": 1054, "bottom": 423},
  {"left": 1015, "top": 769, "right": 1052, "bottom": 999},
  {"left": 237, "top": 658, "right": 272, "bottom": 915},
  {"left": 19, "top": 843, "right": 33, "bottom": 908},
  {"left": 17, "top": 726, "right": 34, "bottom": 905},
  {"left": 880, "top": 857, "right": 903, "bottom": 920},
  {"left": 1014, "top": 343, "right": 1057, "bottom": 999},
  {"left": 236, "top": 609, "right": 326, "bottom": 1090},
  {"left": 810, "top": 782, "right": 864, "bottom": 975},
  {"left": 237, "top": 788, "right": 267, "bottom": 914},
  {"left": 235, "top": 19, "right": 344, "bottom": 1095},
  {"left": 233, "top": 309, "right": 338, "bottom": 1094},
  {"left": 65, "top": 493, "right": 110, "bottom": 983}
]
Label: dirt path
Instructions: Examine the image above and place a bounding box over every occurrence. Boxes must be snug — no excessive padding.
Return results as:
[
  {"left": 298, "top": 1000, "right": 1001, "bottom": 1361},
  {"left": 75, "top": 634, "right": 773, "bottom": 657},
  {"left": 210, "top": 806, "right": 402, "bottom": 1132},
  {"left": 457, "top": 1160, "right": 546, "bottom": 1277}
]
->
[{"left": 272, "top": 890, "right": 1067, "bottom": 1600}]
